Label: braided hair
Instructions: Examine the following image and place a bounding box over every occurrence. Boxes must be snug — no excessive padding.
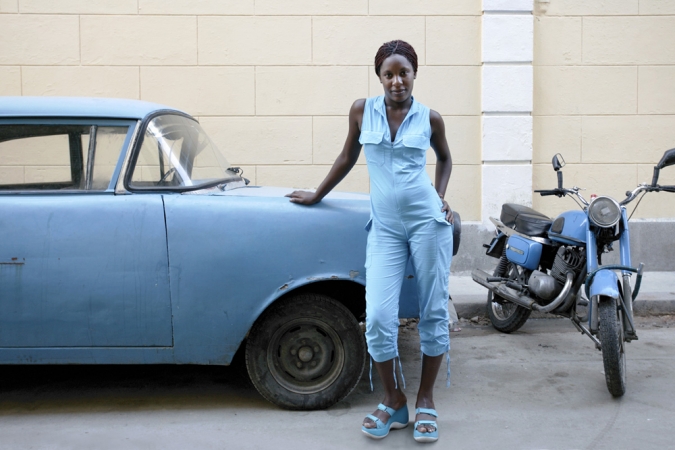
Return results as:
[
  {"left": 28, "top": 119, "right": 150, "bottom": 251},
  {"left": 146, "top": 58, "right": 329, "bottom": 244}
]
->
[{"left": 374, "top": 40, "right": 418, "bottom": 76}]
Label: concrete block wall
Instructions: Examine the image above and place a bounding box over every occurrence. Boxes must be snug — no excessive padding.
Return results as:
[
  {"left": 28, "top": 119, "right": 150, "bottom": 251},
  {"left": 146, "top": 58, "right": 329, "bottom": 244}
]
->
[
  {"left": 533, "top": 0, "right": 675, "bottom": 219},
  {"left": 0, "top": 0, "right": 484, "bottom": 221},
  {"left": 2, "top": 0, "right": 675, "bottom": 269}
]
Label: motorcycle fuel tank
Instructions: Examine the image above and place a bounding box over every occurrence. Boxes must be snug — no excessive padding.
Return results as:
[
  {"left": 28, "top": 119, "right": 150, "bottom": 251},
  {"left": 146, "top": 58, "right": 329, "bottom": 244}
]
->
[
  {"left": 548, "top": 210, "right": 587, "bottom": 246},
  {"left": 505, "top": 235, "right": 543, "bottom": 270}
]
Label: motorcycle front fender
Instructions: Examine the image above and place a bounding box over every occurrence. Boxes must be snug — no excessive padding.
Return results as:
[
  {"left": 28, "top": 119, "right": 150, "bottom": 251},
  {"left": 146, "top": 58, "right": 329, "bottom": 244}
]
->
[{"left": 589, "top": 269, "right": 620, "bottom": 300}]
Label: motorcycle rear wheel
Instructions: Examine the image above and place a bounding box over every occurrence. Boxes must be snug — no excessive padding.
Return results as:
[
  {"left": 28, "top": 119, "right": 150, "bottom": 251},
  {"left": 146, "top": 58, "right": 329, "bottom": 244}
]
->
[
  {"left": 598, "top": 296, "right": 626, "bottom": 397},
  {"left": 486, "top": 258, "right": 531, "bottom": 333}
]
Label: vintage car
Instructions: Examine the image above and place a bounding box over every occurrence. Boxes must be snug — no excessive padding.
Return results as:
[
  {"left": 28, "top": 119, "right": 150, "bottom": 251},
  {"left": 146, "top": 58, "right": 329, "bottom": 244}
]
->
[{"left": 0, "top": 97, "right": 425, "bottom": 410}]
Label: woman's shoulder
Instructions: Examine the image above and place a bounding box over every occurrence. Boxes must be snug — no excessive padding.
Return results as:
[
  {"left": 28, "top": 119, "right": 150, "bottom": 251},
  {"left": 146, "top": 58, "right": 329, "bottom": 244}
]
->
[
  {"left": 349, "top": 98, "right": 367, "bottom": 119},
  {"left": 428, "top": 108, "right": 445, "bottom": 135},
  {"left": 351, "top": 98, "right": 367, "bottom": 110},
  {"left": 353, "top": 95, "right": 383, "bottom": 108},
  {"left": 428, "top": 108, "right": 442, "bottom": 122},
  {"left": 350, "top": 95, "right": 384, "bottom": 115}
]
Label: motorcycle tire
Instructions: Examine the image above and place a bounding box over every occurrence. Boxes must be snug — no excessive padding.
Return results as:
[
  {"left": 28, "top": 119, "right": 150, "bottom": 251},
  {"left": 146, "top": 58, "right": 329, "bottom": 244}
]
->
[
  {"left": 486, "top": 258, "right": 531, "bottom": 333},
  {"left": 598, "top": 296, "right": 626, "bottom": 397}
]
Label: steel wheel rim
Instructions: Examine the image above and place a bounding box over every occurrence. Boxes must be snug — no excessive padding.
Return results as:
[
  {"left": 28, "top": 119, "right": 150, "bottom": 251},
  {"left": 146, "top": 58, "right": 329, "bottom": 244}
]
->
[
  {"left": 491, "top": 298, "right": 518, "bottom": 320},
  {"left": 266, "top": 317, "right": 345, "bottom": 394}
]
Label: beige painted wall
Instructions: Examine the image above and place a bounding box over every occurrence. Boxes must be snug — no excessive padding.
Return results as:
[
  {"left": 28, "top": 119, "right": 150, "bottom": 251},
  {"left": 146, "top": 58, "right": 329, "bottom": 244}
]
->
[
  {"left": 0, "top": 0, "right": 483, "bottom": 220},
  {"left": 533, "top": 0, "right": 675, "bottom": 219},
  {"left": 3, "top": 1, "right": 675, "bottom": 221}
]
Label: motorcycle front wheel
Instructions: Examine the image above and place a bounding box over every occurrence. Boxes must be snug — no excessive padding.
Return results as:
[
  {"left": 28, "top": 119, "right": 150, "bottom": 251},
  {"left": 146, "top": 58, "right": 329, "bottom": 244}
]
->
[
  {"left": 598, "top": 296, "right": 626, "bottom": 397},
  {"left": 486, "top": 258, "right": 531, "bottom": 333}
]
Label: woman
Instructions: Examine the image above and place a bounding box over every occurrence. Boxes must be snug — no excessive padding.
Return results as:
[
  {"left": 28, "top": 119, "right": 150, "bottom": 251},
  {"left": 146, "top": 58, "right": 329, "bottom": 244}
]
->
[{"left": 287, "top": 40, "right": 454, "bottom": 443}]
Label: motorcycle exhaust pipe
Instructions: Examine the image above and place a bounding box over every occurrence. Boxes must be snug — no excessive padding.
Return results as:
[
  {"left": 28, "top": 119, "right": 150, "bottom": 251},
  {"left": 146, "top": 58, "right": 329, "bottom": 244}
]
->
[
  {"left": 472, "top": 269, "right": 538, "bottom": 309},
  {"left": 472, "top": 269, "right": 575, "bottom": 313},
  {"left": 531, "top": 272, "right": 574, "bottom": 313}
]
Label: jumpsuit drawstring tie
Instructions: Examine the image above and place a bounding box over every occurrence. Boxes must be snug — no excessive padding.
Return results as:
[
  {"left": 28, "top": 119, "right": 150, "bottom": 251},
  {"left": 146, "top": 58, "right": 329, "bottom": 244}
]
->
[
  {"left": 368, "top": 355, "right": 407, "bottom": 392},
  {"left": 445, "top": 350, "right": 451, "bottom": 388}
]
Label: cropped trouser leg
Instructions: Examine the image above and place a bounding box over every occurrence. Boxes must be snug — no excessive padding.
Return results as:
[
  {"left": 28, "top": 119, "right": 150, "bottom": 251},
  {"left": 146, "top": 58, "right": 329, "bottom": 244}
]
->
[
  {"left": 364, "top": 221, "right": 408, "bottom": 363},
  {"left": 409, "top": 219, "right": 453, "bottom": 357},
  {"left": 364, "top": 218, "right": 453, "bottom": 362}
]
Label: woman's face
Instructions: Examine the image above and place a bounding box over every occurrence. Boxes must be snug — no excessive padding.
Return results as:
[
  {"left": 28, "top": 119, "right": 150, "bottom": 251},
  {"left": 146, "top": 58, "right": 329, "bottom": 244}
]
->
[{"left": 378, "top": 54, "right": 416, "bottom": 104}]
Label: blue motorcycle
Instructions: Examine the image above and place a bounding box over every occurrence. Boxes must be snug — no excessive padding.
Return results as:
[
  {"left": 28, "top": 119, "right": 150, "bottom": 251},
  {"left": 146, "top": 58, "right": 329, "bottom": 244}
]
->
[{"left": 472, "top": 148, "right": 675, "bottom": 397}]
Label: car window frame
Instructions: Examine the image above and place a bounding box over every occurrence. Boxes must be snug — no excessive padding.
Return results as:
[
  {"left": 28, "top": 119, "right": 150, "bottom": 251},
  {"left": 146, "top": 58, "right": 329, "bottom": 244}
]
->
[
  {"left": 0, "top": 118, "right": 137, "bottom": 195},
  {"left": 123, "top": 110, "right": 242, "bottom": 193}
]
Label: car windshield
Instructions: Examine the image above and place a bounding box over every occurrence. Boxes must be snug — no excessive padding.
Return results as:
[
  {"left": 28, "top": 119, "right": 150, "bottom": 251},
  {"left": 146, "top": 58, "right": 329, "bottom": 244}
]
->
[{"left": 129, "top": 114, "right": 239, "bottom": 191}]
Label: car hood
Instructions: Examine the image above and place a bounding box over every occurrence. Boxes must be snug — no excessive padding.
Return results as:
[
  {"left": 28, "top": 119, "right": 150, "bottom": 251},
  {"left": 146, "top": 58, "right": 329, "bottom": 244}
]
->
[{"left": 210, "top": 185, "right": 370, "bottom": 202}]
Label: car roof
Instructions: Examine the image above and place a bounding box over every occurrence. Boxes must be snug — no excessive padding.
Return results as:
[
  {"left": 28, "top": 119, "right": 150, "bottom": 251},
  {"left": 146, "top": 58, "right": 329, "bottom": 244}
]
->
[{"left": 0, "top": 97, "right": 186, "bottom": 120}]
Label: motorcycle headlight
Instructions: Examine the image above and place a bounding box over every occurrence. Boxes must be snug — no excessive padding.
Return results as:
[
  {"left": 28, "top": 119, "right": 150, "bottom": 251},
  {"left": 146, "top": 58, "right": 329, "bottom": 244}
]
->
[{"left": 588, "top": 196, "right": 621, "bottom": 228}]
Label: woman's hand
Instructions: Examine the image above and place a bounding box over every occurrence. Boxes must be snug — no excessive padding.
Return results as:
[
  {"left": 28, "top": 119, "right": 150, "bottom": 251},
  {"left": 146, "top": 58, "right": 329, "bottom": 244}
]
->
[
  {"left": 286, "top": 190, "right": 320, "bottom": 205},
  {"left": 441, "top": 199, "right": 454, "bottom": 224}
]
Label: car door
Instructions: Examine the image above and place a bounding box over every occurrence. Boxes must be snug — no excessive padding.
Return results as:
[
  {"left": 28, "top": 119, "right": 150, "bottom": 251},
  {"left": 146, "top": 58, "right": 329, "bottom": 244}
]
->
[{"left": 0, "top": 120, "right": 173, "bottom": 348}]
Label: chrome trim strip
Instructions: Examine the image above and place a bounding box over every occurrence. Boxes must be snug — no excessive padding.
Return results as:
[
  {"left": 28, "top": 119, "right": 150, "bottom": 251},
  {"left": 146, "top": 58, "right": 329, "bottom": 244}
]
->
[
  {"left": 489, "top": 217, "right": 554, "bottom": 246},
  {"left": 115, "top": 119, "right": 142, "bottom": 195}
]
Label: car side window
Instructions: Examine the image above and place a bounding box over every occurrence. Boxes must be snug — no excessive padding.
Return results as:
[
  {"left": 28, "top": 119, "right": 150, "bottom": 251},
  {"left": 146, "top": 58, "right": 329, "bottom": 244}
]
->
[
  {"left": 88, "top": 127, "right": 129, "bottom": 190},
  {"left": 0, "top": 125, "right": 129, "bottom": 191}
]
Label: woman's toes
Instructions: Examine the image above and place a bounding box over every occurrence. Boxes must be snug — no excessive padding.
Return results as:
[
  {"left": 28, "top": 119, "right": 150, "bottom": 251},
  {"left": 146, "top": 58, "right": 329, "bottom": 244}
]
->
[{"left": 416, "top": 424, "right": 436, "bottom": 433}]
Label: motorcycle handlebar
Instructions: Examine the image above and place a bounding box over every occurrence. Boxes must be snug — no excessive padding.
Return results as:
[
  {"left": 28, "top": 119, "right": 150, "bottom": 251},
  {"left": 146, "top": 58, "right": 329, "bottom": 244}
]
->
[
  {"left": 537, "top": 182, "right": 674, "bottom": 206},
  {"left": 621, "top": 184, "right": 675, "bottom": 205},
  {"left": 535, "top": 189, "right": 565, "bottom": 197}
]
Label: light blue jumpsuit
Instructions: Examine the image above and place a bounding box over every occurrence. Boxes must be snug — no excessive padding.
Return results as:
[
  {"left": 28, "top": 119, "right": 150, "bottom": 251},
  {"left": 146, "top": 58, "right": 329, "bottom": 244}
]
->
[{"left": 360, "top": 95, "right": 453, "bottom": 365}]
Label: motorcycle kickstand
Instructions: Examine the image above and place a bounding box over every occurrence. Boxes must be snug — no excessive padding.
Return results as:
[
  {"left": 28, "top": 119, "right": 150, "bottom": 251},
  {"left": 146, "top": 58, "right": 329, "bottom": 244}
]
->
[{"left": 571, "top": 316, "right": 602, "bottom": 350}]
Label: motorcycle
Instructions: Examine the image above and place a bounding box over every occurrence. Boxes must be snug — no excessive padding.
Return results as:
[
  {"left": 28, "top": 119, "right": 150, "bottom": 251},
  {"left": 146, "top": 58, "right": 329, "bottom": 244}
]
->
[{"left": 472, "top": 148, "right": 675, "bottom": 397}]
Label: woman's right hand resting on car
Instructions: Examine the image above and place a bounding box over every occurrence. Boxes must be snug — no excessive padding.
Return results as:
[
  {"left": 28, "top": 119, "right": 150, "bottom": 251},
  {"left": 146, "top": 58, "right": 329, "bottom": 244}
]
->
[{"left": 285, "top": 190, "right": 321, "bottom": 205}]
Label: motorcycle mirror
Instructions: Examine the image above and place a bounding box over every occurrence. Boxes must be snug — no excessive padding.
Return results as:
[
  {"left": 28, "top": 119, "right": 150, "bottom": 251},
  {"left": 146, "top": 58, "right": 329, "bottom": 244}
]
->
[
  {"left": 552, "top": 153, "right": 565, "bottom": 172},
  {"left": 652, "top": 148, "right": 675, "bottom": 186},
  {"left": 656, "top": 148, "right": 675, "bottom": 169}
]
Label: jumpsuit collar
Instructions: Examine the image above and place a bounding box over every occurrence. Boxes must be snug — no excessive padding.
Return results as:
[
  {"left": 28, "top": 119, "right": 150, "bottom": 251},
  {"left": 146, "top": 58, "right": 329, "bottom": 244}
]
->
[
  {"left": 373, "top": 95, "right": 422, "bottom": 145},
  {"left": 374, "top": 95, "right": 420, "bottom": 129}
]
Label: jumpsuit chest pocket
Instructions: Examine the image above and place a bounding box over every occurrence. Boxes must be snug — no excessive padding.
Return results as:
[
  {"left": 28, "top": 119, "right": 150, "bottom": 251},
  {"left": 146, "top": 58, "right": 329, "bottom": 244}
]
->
[
  {"left": 401, "top": 134, "right": 430, "bottom": 167},
  {"left": 360, "top": 131, "right": 385, "bottom": 166}
]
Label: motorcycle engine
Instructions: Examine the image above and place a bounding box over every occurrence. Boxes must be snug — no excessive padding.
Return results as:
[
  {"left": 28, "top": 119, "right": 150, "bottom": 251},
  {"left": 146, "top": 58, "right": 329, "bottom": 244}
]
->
[{"left": 528, "top": 247, "right": 585, "bottom": 302}]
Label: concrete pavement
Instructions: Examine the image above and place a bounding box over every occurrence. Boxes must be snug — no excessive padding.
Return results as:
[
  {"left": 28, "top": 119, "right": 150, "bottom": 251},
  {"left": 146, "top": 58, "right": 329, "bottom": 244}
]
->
[
  {"left": 450, "top": 270, "right": 675, "bottom": 320},
  {"left": 1, "top": 317, "right": 674, "bottom": 449}
]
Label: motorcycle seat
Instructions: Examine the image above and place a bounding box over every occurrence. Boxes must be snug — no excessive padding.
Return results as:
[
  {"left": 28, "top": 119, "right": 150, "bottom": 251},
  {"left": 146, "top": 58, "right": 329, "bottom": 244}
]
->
[{"left": 500, "top": 203, "right": 552, "bottom": 237}]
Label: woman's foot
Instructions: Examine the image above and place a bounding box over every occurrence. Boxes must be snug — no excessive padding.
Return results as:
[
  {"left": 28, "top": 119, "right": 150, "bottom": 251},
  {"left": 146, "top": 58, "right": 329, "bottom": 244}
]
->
[
  {"left": 362, "top": 394, "right": 407, "bottom": 429},
  {"left": 415, "top": 398, "right": 437, "bottom": 433},
  {"left": 414, "top": 404, "right": 439, "bottom": 442}
]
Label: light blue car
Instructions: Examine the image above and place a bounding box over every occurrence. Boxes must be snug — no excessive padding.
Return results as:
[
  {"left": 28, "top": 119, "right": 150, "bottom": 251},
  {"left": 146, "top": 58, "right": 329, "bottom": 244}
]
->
[{"left": 0, "top": 97, "right": 424, "bottom": 410}]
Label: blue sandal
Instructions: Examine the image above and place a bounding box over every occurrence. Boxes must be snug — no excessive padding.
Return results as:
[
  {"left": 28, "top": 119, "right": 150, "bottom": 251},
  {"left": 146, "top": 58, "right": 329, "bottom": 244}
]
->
[
  {"left": 413, "top": 407, "right": 439, "bottom": 443},
  {"left": 362, "top": 403, "right": 409, "bottom": 439}
]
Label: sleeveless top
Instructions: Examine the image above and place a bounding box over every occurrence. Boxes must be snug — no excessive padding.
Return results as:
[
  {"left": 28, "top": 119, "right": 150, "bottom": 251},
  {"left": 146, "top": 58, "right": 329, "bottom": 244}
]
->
[{"left": 359, "top": 95, "right": 449, "bottom": 231}]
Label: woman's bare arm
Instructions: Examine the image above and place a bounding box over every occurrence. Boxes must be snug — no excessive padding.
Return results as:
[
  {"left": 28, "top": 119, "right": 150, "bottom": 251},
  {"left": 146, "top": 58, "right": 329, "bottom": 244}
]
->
[
  {"left": 286, "top": 99, "right": 365, "bottom": 205},
  {"left": 429, "top": 109, "right": 454, "bottom": 223}
]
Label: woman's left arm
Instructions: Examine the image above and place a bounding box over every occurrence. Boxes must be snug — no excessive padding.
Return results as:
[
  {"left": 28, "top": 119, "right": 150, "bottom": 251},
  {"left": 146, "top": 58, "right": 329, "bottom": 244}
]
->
[{"left": 429, "top": 110, "right": 454, "bottom": 223}]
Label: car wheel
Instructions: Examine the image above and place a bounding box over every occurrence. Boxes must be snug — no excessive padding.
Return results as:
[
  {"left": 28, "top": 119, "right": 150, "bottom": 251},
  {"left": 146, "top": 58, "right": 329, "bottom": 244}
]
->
[{"left": 245, "top": 293, "right": 366, "bottom": 410}]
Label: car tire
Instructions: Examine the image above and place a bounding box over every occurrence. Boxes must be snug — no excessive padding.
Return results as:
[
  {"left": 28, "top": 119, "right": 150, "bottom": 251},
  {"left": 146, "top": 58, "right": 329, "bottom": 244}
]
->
[{"left": 245, "top": 293, "right": 366, "bottom": 410}]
